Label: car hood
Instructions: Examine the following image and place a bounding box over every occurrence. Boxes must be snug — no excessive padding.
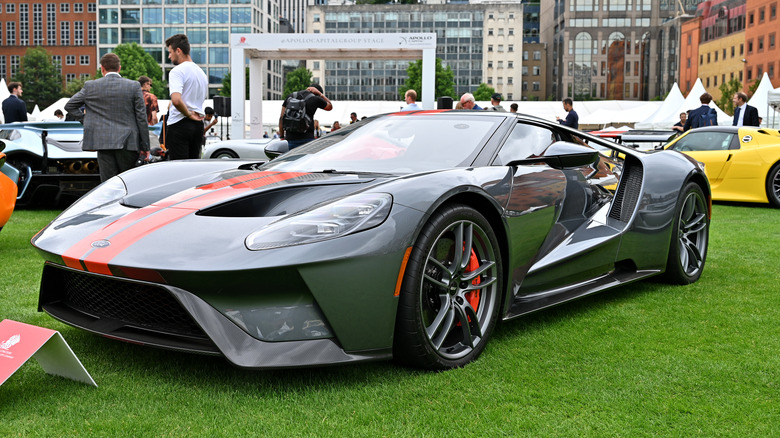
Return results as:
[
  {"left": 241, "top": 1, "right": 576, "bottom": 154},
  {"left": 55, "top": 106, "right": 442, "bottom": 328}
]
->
[{"left": 120, "top": 167, "right": 385, "bottom": 212}]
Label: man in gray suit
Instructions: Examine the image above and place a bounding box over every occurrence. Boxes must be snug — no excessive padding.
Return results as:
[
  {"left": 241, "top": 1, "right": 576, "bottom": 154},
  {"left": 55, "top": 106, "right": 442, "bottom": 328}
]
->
[{"left": 65, "top": 53, "right": 149, "bottom": 181}]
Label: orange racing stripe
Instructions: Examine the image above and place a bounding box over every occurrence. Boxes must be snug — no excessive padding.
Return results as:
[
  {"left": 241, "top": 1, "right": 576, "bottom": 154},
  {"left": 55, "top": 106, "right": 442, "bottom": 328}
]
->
[{"left": 61, "top": 171, "right": 308, "bottom": 275}]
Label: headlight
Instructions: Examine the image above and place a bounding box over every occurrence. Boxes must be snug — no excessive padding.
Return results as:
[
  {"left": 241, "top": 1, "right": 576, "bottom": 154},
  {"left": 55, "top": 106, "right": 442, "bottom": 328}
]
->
[
  {"left": 245, "top": 193, "right": 392, "bottom": 250},
  {"left": 57, "top": 176, "right": 127, "bottom": 222}
]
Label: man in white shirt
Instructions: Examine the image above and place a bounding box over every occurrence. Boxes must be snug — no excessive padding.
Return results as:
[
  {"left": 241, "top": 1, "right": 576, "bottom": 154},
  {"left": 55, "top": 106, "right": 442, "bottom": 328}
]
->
[
  {"left": 401, "top": 89, "right": 422, "bottom": 111},
  {"left": 165, "top": 34, "right": 208, "bottom": 160}
]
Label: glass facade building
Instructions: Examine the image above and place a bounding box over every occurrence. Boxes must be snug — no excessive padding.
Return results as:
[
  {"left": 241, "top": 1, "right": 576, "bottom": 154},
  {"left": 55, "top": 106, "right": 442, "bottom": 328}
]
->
[{"left": 96, "top": 0, "right": 283, "bottom": 97}]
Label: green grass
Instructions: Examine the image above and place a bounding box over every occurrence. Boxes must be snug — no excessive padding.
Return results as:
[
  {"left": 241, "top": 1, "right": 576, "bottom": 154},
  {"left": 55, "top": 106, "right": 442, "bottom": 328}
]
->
[{"left": 1, "top": 204, "right": 778, "bottom": 437}]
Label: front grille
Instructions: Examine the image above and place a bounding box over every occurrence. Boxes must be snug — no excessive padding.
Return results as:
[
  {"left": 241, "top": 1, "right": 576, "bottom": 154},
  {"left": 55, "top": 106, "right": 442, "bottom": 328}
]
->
[
  {"left": 59, "top": 268, "right": 205, "bottom": 338},
  {"left": 609, "top": 158, "right": 643, "bottom": 222}
]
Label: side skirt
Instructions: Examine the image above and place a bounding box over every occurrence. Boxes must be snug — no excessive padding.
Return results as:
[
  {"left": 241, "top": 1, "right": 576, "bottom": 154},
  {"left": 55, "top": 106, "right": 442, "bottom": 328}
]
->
[{"left": 503, "top": 268, "right": 660, "bottom": 321}]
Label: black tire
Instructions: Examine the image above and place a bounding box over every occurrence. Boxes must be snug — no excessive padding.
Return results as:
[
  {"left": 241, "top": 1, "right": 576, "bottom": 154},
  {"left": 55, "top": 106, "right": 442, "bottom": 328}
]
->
[
  {"left": 211, "top": 149, "right": 238, "bottom": 159},
  {"left": 394, "top": 204, "right": 502, "bottom": 370},
  {"left": 660, "top": 182, "right": 709, "bottom": 284},
  {"left": 766, "top": 162, "right": 780, "bottom": 208}
]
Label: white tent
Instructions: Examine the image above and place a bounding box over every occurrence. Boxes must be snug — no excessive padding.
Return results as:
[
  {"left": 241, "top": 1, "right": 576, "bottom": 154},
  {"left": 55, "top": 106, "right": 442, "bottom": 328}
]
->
[
  {"left": 0, "top": 78, "right": 8, "bottom": 124},
  {"left": 634, "top": 83, "right": 686, "bottom": 129},
  {"left": 640, "top": 78, "right": 730, "bottom": 128},
  {"left": 747, "top": 72, "right": 774, "bottom": 125}
]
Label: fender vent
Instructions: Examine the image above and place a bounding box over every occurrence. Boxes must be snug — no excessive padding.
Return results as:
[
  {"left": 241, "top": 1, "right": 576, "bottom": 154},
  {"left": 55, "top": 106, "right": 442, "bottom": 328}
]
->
[{"left": 609, "top": 158, "right": 643, "bottom": 222}]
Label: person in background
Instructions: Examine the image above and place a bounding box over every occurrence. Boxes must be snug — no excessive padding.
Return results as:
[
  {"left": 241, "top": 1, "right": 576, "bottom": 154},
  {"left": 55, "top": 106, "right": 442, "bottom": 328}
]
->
[
  {"left": 350, "top": 112, "right": 358, "bottom": 124},
  {"left": 165, "top": 33, "right": 208, "bottom": 160},
  {"left": 509, "top": 103, "right": 518, "bottom": 113},
  {"left": 64, "top": 53, "right": 149, "bottom": 181},
  {"left": 278, "top": 83, "right": 332, "bottom": 149},
  {"left": 330, "top": 121, "right": 341, "bottom": 132},
  {"left": 732, "top": 92, "right": 760, "bottom": 127},
  {"left": 2, "top": 82, "right": 28, "bottom": 123},
  {"left": 54, "top": 109, "right": 65, "bottom": 120},
  {"left": 401, "top": 89, "right": 422, "bottom": 111},
  {"left": 203, "top": 107, "right": 218, "bottom": 135},
  {"left": 556, "top": 98, "right": 579, "bottom": 129},
  {"left": 138, "top": 76, "right": 158, "bottom": 126},
  {"left": 459, "top": 93, "right": 482, "bottom": 110},
  {"left": 486, "top": 93, "right": 506, "bottom": 112},
  {"left": 683, "top": 93, "right": 717, "bottom": 131},
  {"left": 672, "top": 112, "right": 687, "bottom": 133},
  {"left": 313, "top": 119, "right": 323, "bottom": 138}
]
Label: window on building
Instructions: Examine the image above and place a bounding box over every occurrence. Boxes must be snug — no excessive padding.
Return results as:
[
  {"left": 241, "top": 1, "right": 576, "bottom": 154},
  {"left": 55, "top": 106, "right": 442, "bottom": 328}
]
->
[
  {"left": 6, "top": 4, "right": 15, "bottom": 13},
  {"left": 488, "top": 28, "right": 493, "bottom": 36},
  {"left": 488, "top": 45, "right": 493, "bottom": 52},
  {"left": 770, "top": 63, "right": 775, "bottom": 78},
  {"left": 522, "top": 66, "right": 528, "bottom": 75},
  {"left": 88, "top": 3, "right": 96, "bottom": 13},
  {"left": 488, "top": 61, "right": 493, "bottom": 69},
  {"left": 60, "top": 22, "right": 69, "bottom": 45},
  {"left": 74, "top": 3, "right": 83, "bottom": 13},
  {"left": 533, "top": 66, "right": 540, "bottom": 76},
  {"left": 498, "top": 45, "right": 504, "bottom": 52},
  {"left": 60, "top": 3, "right": 69, "bottom": 13},
  {"left": 508, "top": 77, "right": 513, "bottom": 85},
  {"left": 748, "top": 40, "right": 753, "bottom": 53},
  {"left": 508, "top": 61, "right": 513, "bottom": 69},
  {"left": 80, "top": 55, "right": 90, "bottom": 65},
  {"left": 74, "top": 21, "right": 83, "bottom": 45},
  {"left": 772, "top": 4, "right": 777, "bottom": 20},
  {"left": 523, "top": 51, "right": 528, "bottom": 60},
  {"left": 66, "top": 73, "right": 76, "bottom": 83},
  {"left": 760, "top": 7, "right": 766, "bottom": 22},
  {"left": 508, "top": 29, "right": 514, "bottom": 36},
  {"left": 66, "top": 55, "right": 76, "bottom": 65},
  {"left": 52, "top": 55, "right": 61, "bottom": 72},
  {"left": 508, "top": 44, "right": 514, "bottom": 52},
  {"left": 771, "top": 33, "right": 776, "bottom": 49},
  {"left": 532, "top": 82, "right": 540, "bottom": 91}
]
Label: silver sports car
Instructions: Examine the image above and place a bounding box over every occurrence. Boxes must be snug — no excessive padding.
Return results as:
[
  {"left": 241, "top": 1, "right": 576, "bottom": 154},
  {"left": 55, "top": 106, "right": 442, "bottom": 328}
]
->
[{"left": 33, "top": 110, "right": 710, "bottom": 370}]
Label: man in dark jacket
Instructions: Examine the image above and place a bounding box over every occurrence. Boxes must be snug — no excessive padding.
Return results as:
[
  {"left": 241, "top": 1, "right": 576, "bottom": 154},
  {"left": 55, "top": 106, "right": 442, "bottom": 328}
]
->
[
  {"left": 556, "top": 98, "right": 578, "bottom": 129},
  {"left": 683, "top": 93, "right": 717, "bottom": 131},
  {"left": 2, "top": 82, "right": 28, "bottom": 123},
  {"left": 732, "top": 92, "right": 760, "bottom": 127},
  {"left": 279, "top": 83, "right": 333, "bottom": 149}
]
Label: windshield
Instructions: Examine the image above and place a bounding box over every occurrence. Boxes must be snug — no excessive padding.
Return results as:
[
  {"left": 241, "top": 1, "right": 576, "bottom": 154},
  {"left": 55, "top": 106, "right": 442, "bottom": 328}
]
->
[{"left": 260, "top": 114, "right": 503, "bottom": 174}]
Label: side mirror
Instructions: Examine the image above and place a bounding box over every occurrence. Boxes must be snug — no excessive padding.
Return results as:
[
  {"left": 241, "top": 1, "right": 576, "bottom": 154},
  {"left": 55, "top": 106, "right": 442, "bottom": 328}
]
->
[
  {"left": 264, "top": 139, "right": 289, "bottom": 160},
  {"left": 507, "top": 141, "right": 599, "bottom": 169}
]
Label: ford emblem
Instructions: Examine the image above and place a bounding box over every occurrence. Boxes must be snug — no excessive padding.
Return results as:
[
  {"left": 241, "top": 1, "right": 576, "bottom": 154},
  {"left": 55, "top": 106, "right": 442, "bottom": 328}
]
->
[{"left": 91, "top": 240, "right": 111, "bottom": 248}]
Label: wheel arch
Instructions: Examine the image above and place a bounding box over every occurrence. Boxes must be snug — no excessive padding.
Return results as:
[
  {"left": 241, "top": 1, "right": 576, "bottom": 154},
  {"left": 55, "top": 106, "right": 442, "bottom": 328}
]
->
[
  {"left": 421, "top": 190, "right": 511, "bottom": 315},
  {"left": 209, "top": 148, "right": 238, "bottom": 159}
]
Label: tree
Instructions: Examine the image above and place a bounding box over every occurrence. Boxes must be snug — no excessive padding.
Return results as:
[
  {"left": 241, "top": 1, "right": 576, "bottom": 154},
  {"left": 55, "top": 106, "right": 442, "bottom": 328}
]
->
[
  {"left": 283, "top": 66, "right": 314, "bottom": 98},
  {"left": 717, "top": 78, "right": 741, "bottom": 115},
  {"left": 96, "top": 43, "right": 165, "bottom": 98},
  {"left": 399, "top": 58, "right": 455, "bottom": 101},
  {"left": 473, "top": 83, "right": 496, "bottom": 101},
  {"left": 63, "top": 75, "right": 91, "bottom": 97},
  {"left": 12, "top": 47, "right": 63, "bottom": 112},
  {"left": 219, "top": 68, "right": 250, "bottom": 99}
]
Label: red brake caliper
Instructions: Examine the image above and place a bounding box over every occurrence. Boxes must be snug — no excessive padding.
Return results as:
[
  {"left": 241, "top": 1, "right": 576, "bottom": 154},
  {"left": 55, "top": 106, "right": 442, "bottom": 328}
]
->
[{"left": 464, "top": 248, "right": 481, "bottom": 314}]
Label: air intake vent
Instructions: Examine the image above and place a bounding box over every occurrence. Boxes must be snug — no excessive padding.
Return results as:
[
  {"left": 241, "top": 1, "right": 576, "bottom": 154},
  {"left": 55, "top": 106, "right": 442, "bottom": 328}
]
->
[
  {"left": 59, "top": 268, "right": 206, "bottom": 338},
  {"left": 609, "top": 158, "right": 643, "bottom": 222}
]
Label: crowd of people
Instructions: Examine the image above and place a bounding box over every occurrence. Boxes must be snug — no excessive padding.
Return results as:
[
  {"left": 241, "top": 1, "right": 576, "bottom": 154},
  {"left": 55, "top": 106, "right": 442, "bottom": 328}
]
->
[{"left": 1, "top": 31, "right": 766, "bottom": 171}]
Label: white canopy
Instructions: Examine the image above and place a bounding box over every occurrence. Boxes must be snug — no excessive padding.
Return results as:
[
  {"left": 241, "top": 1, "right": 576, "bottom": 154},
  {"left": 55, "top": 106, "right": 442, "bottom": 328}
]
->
[
  {"left": 747, "top": 72, "right": 774, "bottom": 124},
  {"left": 634, "top": 83, "right": 686, "bottom": 129}
]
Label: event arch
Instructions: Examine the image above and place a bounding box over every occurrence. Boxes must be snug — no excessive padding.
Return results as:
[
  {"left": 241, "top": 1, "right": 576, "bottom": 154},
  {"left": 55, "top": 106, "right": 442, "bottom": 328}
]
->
[{"left": 229, "top": 33, "right": 437, "bottom": 139}]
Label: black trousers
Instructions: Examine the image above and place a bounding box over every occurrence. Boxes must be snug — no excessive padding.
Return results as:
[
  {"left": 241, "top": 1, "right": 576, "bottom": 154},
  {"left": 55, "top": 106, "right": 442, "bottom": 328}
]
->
[{"left": 167, "top": 118, "right": 203, "bottom": 160}]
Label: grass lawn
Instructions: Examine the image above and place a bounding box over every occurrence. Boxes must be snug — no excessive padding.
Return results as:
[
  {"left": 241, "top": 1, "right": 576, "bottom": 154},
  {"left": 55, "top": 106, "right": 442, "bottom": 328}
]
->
[{"left": 0, "top": 204, "right": 778, "bottom": 437}]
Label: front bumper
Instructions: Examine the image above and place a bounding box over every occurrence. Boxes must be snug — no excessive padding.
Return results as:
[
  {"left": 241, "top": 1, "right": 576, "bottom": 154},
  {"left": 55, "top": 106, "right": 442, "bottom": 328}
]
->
[{"left": 39, "top": 263, "right": 391, "bottom": 368}]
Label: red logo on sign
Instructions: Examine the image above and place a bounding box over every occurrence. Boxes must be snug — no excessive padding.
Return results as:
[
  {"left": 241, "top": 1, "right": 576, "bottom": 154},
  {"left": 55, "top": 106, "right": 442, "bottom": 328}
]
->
[{"left": 240, "top": 37, "right": 246, "bottom": 44}]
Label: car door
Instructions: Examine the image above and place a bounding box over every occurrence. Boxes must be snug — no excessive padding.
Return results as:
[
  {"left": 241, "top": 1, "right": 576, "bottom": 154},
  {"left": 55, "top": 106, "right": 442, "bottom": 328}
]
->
[
  {"left": 667, "top": 130, "right": 738, "bottom": 185},
  {"left": 493, "top": 121, "right": 620, "bottom": 301}
]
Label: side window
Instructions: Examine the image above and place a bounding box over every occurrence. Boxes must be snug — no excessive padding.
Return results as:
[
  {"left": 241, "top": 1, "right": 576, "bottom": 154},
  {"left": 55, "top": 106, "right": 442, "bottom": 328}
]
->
[
  {"left": 495, "top": 123, "right": 558, "bottom": 165},
  {"left": 671, "top": 132, "right": 736, "bottom": 152}
]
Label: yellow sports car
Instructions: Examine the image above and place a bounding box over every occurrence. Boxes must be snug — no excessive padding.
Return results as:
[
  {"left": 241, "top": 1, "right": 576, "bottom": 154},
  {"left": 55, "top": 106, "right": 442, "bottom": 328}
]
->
[{"left": 665, "top": 126, "right": 780, "bottom": 207}]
